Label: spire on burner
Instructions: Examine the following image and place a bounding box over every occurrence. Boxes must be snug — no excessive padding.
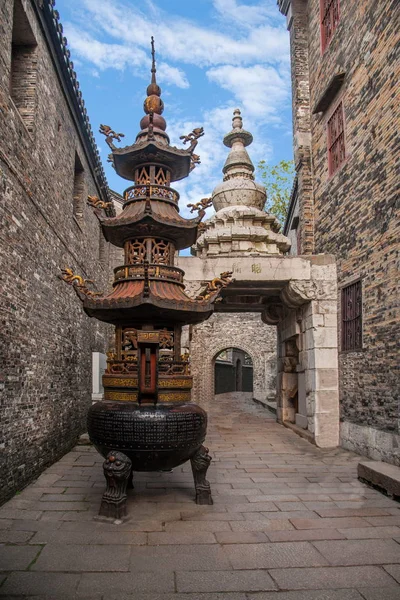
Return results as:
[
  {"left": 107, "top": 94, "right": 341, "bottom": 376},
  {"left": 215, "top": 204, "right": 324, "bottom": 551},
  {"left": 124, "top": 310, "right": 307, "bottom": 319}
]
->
[{"left": 138, "top": 37, "right": 168, "bottom": 139}]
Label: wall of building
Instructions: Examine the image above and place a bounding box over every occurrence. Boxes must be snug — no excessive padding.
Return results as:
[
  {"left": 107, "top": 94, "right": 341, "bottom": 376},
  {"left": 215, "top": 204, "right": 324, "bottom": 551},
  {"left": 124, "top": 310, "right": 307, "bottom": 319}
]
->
[
  {"left": 189, "top": 312, "right": 277, "bottom": 407},
  {"left": 0, "top": 0, "right": 113, "bottom": 502},
  {"left": 285, "top": 0, "right": 399, "bottom": 462}
]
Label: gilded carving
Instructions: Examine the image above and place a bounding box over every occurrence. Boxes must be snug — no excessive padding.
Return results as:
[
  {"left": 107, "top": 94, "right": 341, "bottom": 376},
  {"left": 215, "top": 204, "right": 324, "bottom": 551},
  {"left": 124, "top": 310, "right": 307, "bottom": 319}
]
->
[
  {"left": 158, "top": 392, "right": 190, "bottom": 402},
  {"left": 59, "top": 267, "right": 102, "bottom": 299},
  {"left": 99, "top": 124, "right": 125, "bottom": 149},
  {"left": 104, "top": 391, "right": 138, "bottom": 402},
  {"left": 196, "top": 271, "right": 234, "bottom": 302},
  {"left": 103, "top": 378, "right": 138, "bottom": 388},
  {"left": 187, "top": 197, "right": 212, "bottom": 214},
  {"left": 158, "top": 378, "right": 192, "bottom": 388},
  {"left": 87, "top": 195, "right": 113, "bottom": 211}
]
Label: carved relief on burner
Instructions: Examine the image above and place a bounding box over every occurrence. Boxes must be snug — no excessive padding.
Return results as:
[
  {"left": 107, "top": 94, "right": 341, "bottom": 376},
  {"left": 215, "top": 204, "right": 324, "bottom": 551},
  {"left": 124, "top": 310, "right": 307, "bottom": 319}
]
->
[
  {"left": 121, "top": 328, "right": 139, "bottom": 362},
  {"left": 159, "top": 328, "right": 174, "bottom": 349},
  {"left": 125, "top": 240, "right": 146, "bottom": 264},
  {"left": 154, "top": 166, "right": 168, "bottom": 185},
  {"left": 151, "top": 239, "right": 173, "bottom": 265},
  {"left": 136, "top": 166, "right": 150, "bottom": 184}
]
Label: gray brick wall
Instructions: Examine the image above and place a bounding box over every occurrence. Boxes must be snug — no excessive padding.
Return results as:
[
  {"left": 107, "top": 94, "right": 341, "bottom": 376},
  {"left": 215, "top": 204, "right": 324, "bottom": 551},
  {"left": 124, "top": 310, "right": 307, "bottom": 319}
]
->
[
  {"left": 0, "top": 0, "right": 113, "bottom": 503},
  {"left": 286, "top": 0, "right": 400, "bottom": 460}
]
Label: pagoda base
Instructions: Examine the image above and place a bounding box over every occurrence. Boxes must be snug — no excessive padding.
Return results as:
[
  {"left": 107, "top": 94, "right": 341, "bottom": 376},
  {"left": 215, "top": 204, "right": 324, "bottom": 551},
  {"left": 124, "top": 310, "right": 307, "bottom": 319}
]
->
[{"left": 87, "top": 400, "right": 212, "bottom": 510}]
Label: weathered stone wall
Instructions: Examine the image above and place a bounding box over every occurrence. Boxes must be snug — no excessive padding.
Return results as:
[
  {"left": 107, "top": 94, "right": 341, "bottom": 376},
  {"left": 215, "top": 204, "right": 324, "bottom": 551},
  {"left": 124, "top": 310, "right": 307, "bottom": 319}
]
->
[
  {"left": 189, "top": 312, "right": 277, "bottom": 409},
  {"left": 0, "top": 0, "right": 113, "bottom": 502},
  {"left": 286, "top": 0, "right": 399, "bottom": 462},
  {"left": 286, "top": 0, "right": 314, "bottom": 255}
]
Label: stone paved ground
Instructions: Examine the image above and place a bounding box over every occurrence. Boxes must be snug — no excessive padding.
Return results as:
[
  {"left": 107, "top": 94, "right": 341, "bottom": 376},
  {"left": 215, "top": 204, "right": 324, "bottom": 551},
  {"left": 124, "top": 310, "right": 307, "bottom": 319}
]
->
[{"left": 1, "top": 392, "right": 400, "bottom": 599}]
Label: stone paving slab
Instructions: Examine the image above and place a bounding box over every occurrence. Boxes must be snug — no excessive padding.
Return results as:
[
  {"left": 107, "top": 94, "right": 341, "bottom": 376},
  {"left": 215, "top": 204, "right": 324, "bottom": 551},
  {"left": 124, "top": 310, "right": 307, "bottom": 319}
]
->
[
  {"left": 31, "top": 544, "right": 131, "bottom": 572},
  {"left": 0, "top": 393, "right": 399, "bottom": 599},
  {"left": 77, "top": 572, "right": 175, "bottom": 595},
  {"left": 268, "top": 566, "right": 399, "bottom": 590},
  {"left": 176, "top": 569, "right": 277, "bottom": 593},
  {"left": 247, "top": 591, "right": 364, "bottom": 600},
  {"left": 0, "top": 572, "right": 80, "bottom": 598}
]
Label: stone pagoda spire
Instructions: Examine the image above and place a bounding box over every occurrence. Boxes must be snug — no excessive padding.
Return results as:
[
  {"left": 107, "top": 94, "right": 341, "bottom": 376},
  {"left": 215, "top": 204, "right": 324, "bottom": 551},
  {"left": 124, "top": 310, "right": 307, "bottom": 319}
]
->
[{"left": 194, "top": 109, "right": 291, "bottom": 257}]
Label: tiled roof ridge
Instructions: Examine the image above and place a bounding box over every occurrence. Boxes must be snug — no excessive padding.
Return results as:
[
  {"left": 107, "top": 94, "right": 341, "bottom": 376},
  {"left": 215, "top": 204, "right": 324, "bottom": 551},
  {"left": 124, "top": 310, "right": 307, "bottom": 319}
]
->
[{"left": 37, "top": 0, "right": 115, "bottom": 215}]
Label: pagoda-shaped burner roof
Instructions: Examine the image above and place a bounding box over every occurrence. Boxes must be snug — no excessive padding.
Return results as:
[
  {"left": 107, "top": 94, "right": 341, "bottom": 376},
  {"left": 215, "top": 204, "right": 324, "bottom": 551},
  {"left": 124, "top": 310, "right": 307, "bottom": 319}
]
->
[
  {"left": 111, "top": 141, "right": 192, "bottom": 183},
  {"left": 100, "top": 198, "right": 202, "bottom": 249},
  {"left": 83, "top": 279, "right": 215, "bottom": 325}
]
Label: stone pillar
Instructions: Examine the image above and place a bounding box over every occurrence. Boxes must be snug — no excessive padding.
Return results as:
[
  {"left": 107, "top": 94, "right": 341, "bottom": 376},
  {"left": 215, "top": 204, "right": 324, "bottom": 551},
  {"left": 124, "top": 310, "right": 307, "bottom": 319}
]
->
[
  {"left": 276, "top": 258, "right": 339, "bottom": 447},
  {"left": 92, "top": 352, "right": 107, "bottom": 402}
]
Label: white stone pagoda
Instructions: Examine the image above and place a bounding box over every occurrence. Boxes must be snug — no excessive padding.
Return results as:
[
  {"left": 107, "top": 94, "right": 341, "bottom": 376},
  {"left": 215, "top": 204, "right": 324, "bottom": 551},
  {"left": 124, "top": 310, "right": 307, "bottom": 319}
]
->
[{"left": 193, "top": 109, "right": 290, "bottom": 257}]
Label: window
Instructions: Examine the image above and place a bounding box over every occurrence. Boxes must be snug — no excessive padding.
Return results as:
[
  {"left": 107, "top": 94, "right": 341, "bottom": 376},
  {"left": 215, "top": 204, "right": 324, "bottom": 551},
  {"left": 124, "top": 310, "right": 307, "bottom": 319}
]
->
[
  {"left": 320, "top": 0, "right": 340, "bottom": 52},
  {"left": 73, "top": 153, "right": 85, "bottom": 222},
  {"left": 341, "top": 280, "right": 362, "bottom": 351},
  {"left": 10, "top": 0, "right": 38, "bottom": 132},
  {"left": 327, "top": 101, "right": 345, "bottom": 175}
]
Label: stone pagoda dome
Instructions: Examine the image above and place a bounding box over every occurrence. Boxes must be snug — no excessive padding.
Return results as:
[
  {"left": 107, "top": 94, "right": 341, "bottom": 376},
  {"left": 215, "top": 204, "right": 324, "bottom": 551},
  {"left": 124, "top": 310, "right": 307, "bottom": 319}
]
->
[{"left": 194, "top": 109, "right": 290, "bottom": 257}]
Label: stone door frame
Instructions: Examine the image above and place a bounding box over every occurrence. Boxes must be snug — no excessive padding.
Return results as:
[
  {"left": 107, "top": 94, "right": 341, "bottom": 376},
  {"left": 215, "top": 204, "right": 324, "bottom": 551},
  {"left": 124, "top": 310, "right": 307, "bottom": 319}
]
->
[
  {"left": 178, "top": 254, "right": 340, "bottom": 448},
  {"left": 192, "top": 341, "right": 261, "bottom": 409}
]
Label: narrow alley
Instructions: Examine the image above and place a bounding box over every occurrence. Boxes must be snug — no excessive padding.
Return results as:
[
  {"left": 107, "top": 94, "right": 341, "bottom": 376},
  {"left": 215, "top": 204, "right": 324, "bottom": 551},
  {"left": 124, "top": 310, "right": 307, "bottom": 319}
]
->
[{"left": 1, "top": 394, "right": 399, "bottom": 599}]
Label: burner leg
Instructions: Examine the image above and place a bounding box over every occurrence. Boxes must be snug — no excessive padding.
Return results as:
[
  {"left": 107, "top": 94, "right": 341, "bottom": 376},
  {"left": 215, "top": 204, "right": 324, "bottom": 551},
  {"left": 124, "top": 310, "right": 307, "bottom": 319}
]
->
[
  {"left": 127, "top": 467, "right": 134, "bottom": 490},
  {"left": 190, "top": 445, "right": 213, "bottom": 505},
  {"left": 99, "top": 451, "right": 132, "bottom": 520}
]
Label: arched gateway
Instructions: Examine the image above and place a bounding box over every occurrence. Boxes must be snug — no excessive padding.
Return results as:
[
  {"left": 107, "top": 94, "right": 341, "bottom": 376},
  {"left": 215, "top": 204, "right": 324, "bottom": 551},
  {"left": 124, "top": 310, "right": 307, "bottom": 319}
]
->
[
  {"left": 178, "top": 110, "right": 339, "bottom": 449},
  {"left": 189, "top": 313, "right": 275, "bottom": 405}
]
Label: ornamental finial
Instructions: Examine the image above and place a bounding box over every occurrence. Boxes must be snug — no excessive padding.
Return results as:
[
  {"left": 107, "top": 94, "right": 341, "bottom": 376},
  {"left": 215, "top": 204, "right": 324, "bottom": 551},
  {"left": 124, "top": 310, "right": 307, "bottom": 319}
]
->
[
  {"left": 145, "top": 36, "right": 162, "bottom": 104},
  {"left": 151, "top": 36, "right": 156, "bottom": 84}
]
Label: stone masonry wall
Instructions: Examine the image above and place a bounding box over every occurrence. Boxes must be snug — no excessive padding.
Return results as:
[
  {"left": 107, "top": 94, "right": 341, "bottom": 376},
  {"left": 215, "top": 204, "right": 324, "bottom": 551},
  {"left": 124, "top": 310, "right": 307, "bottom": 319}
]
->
[
  {"left": 189, "top": 312, "right": 277, "bottom": 409},
  {"left": 0, "top": 0, "right": 113, "bottom": 502},
  {"left": 289, "top": 0, "right": 399, "bottom": 460}
]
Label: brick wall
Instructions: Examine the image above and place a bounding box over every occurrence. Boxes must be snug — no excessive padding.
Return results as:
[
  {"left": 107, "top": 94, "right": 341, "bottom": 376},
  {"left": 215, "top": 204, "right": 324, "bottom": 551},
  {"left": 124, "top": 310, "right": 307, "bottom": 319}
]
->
[
  {"left": 189, "top": 312, "right": 277, "bottom": 408},
  {"left": 286, "top": 0, "right": 400, "bottom": 461},
  {"left": 0, "top": 0, "right": 113, "bottom": 502}
]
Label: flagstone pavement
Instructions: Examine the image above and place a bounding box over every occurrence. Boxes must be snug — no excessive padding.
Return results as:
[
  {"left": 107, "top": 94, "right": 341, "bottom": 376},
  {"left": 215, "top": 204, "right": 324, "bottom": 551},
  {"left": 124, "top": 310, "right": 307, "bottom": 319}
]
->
[{"left": 1, "top": 392, "right": 400, "bottom": 600}]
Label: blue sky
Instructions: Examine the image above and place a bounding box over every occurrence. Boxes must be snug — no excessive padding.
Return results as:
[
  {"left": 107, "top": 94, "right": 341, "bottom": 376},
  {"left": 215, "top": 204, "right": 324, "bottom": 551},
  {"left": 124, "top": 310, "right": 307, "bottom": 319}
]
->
[{"left": 56, "top": 0, "right": 292, "bottom": 219}]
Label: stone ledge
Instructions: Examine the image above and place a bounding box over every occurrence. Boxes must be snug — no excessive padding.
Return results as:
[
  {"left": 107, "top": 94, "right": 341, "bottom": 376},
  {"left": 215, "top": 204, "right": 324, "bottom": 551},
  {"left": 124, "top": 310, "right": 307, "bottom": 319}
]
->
[
  {"left": 253, "top": 398, "right": 277, "bottom": 414},
  {"left": 358, "top": 460, "right": 400, "bottom": 499},
  {"left": 281, "top": 420, "right": 316, "bottom": 446}
]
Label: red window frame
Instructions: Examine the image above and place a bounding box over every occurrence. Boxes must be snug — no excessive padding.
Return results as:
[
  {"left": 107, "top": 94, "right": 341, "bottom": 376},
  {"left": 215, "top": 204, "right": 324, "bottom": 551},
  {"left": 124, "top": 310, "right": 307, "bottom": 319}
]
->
[
  {"left": 320, "top": 0, "right": 340, "bottom": 52},
  {"left": 327, "top": 101, "right": 346, "bottom": 175},
  {"left": 341, "top": 280, "right": 362, "bottom": 352}
]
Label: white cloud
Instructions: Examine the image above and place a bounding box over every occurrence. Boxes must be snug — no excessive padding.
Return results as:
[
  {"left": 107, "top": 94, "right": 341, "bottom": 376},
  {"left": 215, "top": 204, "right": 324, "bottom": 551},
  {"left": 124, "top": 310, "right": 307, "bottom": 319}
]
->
[
  {"left": 207, "top": 64, "right": 289, "bottom": 122},
  {"left": 212, "top": 0, "right": 278, "bottom": 28},
  {"left": 67, "top": 0, "right": 289, "bottom": 68},
  {"left": 65, "top": 26, "right": 146, "bottom": 71},
  {"left": 158, "top": 62, "right": 189, "bottom": 89}
]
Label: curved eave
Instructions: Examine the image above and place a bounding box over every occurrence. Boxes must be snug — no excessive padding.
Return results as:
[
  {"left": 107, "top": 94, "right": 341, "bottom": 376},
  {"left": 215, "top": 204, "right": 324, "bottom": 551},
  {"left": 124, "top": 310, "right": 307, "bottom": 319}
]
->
[
  {"left": 101, "top": 200, "right": 202, "bottom": 249},
  {"left": 83, "top": 280, "right": 215, "bottom": 325},
  {"left": 111, "top": 142, "right": 192, "bottom": 182}
]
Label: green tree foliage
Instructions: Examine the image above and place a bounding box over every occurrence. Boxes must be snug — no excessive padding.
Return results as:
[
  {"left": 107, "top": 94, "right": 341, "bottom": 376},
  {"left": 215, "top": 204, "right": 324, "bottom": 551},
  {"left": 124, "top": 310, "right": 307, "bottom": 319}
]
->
[{"left": 257, "top": 159, "right": 295, "bottom": 226}]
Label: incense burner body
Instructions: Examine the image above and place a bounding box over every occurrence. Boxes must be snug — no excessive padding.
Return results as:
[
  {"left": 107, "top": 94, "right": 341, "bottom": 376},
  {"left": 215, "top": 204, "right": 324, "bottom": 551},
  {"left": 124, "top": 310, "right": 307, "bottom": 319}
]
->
[{"left": 87, "top": 400, "right": 207, "bottom": 471}]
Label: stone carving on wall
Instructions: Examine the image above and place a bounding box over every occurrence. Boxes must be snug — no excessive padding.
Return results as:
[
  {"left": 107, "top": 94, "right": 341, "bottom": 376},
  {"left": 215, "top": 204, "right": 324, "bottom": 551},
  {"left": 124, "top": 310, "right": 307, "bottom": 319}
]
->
[
  {"left": 280, "top": 280, "right": 317, "bottom": 308},
  {"left": 261, "top": 302, "right": 287, "bottom": 325}
]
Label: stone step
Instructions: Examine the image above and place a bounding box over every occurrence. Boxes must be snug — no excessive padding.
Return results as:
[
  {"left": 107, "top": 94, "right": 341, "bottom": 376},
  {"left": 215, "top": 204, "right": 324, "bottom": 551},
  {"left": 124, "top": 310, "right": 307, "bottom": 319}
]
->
[{"left": 358, "top": 460, "right": 400, "bottom": 499}]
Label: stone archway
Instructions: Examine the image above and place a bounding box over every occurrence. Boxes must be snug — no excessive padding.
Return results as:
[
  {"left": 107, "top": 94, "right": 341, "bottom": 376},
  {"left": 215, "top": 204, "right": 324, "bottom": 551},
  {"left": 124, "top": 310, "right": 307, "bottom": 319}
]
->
[{"left": 189, "top": 312, "right": 276, "bottom": 410}]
